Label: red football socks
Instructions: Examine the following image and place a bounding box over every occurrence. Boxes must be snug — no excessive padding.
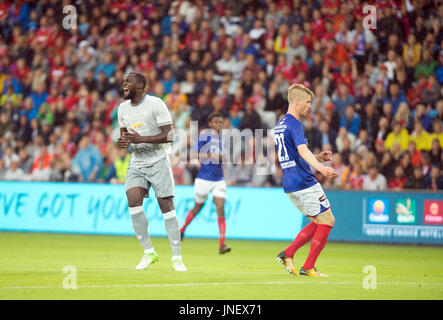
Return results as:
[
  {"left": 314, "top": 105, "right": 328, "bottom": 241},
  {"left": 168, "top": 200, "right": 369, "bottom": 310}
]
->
[
  {"left": 218, "top": 216, "right": 226, "bottom": 248},
  {"left": 180, "top": 209, "right": 195, "bottom": 233},
  {"left": 284, "top": 222, "right": 318, "bottom": 258},
  {"left": 303, "top": 224, "right": 333, "bottom": 270}
]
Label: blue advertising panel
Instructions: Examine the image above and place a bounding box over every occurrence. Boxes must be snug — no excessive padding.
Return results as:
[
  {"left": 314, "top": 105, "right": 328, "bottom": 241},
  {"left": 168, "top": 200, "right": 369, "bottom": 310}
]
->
[
  {"left": 0, "top": 181, "right": 304, "bottom": 241},
  {"left": 326, "top": 190, "right": 443, "bottom": 245},
  {"left": 1, "top": 182, "right": 442, "bottom": 244}
]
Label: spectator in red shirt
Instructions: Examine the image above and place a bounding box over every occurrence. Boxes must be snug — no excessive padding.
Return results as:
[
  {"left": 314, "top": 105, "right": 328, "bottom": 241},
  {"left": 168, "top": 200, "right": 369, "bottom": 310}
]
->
[
  {"left": 61, "top": 131, "right": 77, "bottom": 159},
  {"left": 33, "top": 15, "right": 52, "bottom": 48},
  {"left": 31, "top": 145, "right": 52, "bottom": 172},
  {"left": 408, "top": 140, "right": 422, "bottom": 167},
  {"left": 325, "top": 38, "right": 350, "bottom": 71},
  {"left": 291, "top": 55, "right": 309, "bottom": 79},
  {"left": 138, "top": 52, "right": 154, "bottom": 73},
  {"left": 49, "top": 55, "right": 66, "bottom": 85},
  {"left": 0, "top": 1, "right": 10, "bottom": 22},
  {"left": 46, "top": 86, "right": 63, "bottom": 106},
  {"left": 106, "top": 25, "right": 123, "bottom": 47},
  {"left": 388, "top": 165, "right": 408, "bottom": 190},
  {"left": 311, "top": 9, "right": 326, "bottom": 39},
  {"left": 301, "top": 22, "right": 315, "bottom": 52},
  {"left": 63, "top": 87, "right": 79, "bottom": 111},
  {"left": 332, "top": 60, "right": 358, "bottom": 96},
  {"left": 321, "top": 0, "right": 340, "bottom": 19},
  {"left": 321, "top": 19, "right": 336, "bottom": 45},
  {"left": 332, "top": 2, "right": 348, "bottom": 33},
  {"left": 15, "top": 57, "right": 30, "bottom": 82},
  {"left": 275, "top": 54, "right": 295, "bottom": 81},
  {"left": 184, "top": 22, "right": 202, "bottom": 49},
  {"left": 349, "top": 162, "right": 365, "bottom": 190}
]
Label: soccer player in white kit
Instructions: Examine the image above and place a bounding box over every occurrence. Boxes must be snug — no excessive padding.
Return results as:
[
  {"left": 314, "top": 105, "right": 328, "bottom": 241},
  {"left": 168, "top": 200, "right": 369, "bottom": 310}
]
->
[{"left": 117, "top": 72, "right": 186, "bottom": 271}]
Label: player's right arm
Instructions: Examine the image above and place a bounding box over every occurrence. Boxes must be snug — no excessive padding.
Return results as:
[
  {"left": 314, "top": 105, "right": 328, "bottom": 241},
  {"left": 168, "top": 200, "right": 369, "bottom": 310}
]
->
[
  {"left": 117, "top": 127, "right": 131, "bottom": 148},
  {"left": 117, "top": 105, "right": 130, "bottom": 148},
  {"left": 297, "top": 144, "right": 338, "bottom": 179},
  {"left": 290, "top": 119, "right": 337, "bottom": 179}
]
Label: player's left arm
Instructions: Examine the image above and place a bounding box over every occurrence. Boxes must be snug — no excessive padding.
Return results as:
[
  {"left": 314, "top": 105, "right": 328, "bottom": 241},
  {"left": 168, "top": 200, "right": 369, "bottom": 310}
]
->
[{"left": 127, "top": 125, "right": 174, "bottom": 144}]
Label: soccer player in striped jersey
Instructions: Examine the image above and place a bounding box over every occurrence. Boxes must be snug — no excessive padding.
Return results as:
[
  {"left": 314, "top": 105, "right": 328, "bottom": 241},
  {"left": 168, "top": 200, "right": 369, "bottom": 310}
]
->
[
  {"left": 274, "top": 84, "right": 338, "bottom": 277},
  {"left": 180, "top": 113, "right": 231, "bottom": 254}
]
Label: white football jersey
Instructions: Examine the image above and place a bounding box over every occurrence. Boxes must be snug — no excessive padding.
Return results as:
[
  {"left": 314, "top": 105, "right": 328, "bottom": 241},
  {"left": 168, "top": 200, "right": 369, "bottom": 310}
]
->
[{"left": 118, "top": 94, "right": 173, "bottom": 167}]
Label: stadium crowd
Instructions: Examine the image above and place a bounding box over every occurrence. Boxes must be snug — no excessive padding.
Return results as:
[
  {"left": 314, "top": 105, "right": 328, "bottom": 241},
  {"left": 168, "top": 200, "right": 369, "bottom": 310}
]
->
[{"left": 0, "top": 0, "right": 443, "bottom": 190}]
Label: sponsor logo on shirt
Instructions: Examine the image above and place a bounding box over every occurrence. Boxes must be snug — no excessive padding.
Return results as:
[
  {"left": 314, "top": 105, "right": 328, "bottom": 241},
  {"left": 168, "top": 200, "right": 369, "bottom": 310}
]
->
[
  {"left": 280, "top": 161, "right": 296, "bottom": 169},
  {"left": 130, "top": 122, "right": 145, "bottom": 129}
]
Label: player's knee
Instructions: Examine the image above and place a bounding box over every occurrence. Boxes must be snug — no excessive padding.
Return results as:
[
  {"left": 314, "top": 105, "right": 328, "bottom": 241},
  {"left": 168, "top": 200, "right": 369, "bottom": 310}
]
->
[
  {"left": 127, "top": 197, "right": 143, "bottom": 208},
  {"left": 158, "top": 196, "right": 175, "bottom": 213},
  {"left": 128, "top": 201, "right": 142, "bottom": 208},
  {"left": 195, "top": 194, "right": 207, "bottom": 204},
  {"left": 325, "top": 211, "right": 335, "bottom": 226},
  {"left": 315, "top": 210, "right": 335, "bottom": 226},
  {"left": 328, "top": 214, "right": 335, "bottom": 227},
  {"left": 216, "top": 207, "right": 225, "bottom": 217},
  {"left": 126, "top": 188, "right": 145, "bottom": 207}
]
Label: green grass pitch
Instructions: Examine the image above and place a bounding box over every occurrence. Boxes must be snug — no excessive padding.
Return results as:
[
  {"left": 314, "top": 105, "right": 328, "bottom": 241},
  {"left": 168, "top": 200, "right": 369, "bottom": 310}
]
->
[{"left": 1, "top": 232, "right": 442, "bottom": 300}]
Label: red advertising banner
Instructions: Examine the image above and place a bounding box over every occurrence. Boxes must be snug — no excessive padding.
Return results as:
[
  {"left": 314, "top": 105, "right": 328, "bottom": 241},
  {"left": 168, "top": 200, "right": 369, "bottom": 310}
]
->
[{"left": 424, "top": 200, "right": 443, "bottom": 225}]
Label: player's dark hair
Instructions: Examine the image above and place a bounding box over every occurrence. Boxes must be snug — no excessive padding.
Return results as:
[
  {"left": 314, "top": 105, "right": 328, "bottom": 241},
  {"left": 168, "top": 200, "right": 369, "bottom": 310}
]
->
[
  {"left": 130, "top": 72, "right": 147, "bottom": 90},
  {"left": 208, "top": 112, "right": 223, "bottom": 123}
]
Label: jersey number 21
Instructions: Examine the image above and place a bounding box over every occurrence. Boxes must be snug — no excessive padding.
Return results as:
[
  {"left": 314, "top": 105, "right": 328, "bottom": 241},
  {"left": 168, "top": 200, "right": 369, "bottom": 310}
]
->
[{"left": 274, "top": 133, "right": 289, "bottom": 162}]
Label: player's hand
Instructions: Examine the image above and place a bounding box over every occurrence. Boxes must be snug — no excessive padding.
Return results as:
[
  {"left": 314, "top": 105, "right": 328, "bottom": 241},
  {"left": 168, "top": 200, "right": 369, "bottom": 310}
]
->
[
  {"left": 320, "top": 166, "right": 338, "bottom": 179},
  {"left": 316, "top": 151, "right": 332, "bottom": 162},
  {"left": 117, "top": 133, "right": 131, "bottom": 148},
  {"left": 126, "top": 129, "right": 144, "bottom": 144}
]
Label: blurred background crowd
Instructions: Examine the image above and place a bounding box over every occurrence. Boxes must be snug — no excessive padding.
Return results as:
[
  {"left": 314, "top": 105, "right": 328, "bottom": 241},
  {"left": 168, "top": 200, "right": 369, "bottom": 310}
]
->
[{"left": 0, "top": 0, "right": 442, "bottom": 190}]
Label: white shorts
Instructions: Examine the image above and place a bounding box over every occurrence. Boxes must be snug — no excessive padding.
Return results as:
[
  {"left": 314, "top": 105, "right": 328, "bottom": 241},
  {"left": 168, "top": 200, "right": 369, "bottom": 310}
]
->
[
  {"left": 194, "top": 178, "right": 226, "bottom": 203},
  {"left": 286, "top": 183, "right": 331, "bottom": 217},
  {"left": 125, "top": 158, "right": 175, "bottom": 198}
]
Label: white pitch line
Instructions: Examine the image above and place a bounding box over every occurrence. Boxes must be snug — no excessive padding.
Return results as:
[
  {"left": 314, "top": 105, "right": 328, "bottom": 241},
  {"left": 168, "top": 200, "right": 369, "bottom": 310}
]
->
[
  {"left": 1, "top": 280, "right": 443, "bottom": 290},
  {"left": 2, "top": 268, "right": 443, "bottom": 280}
]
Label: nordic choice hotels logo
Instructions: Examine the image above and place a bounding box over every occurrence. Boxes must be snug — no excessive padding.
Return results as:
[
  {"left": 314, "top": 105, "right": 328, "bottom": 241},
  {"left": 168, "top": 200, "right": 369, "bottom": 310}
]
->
[
  {"left": 368, "top": 198, "right": 389, "bottom": 223},
  {"left": 395, "top": 198, "right": 416, "bottom": 224}
]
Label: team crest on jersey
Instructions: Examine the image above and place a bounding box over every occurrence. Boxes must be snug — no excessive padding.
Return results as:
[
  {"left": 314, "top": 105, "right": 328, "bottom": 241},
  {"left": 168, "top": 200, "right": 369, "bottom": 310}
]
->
[{"left": 130, "top": 122, "right": 145, "bottom": 128}]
